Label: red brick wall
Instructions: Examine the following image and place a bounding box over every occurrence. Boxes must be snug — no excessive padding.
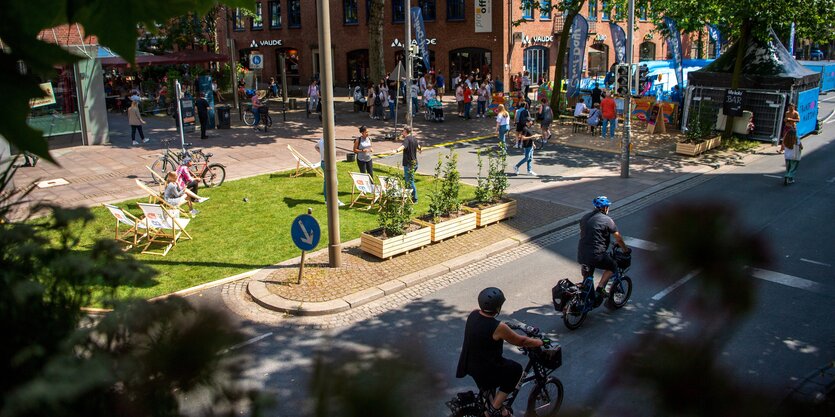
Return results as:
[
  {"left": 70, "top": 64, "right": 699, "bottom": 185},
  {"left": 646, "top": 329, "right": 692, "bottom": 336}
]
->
[{"left": 217, "top": 1, "right": 700, "bottom": 90}]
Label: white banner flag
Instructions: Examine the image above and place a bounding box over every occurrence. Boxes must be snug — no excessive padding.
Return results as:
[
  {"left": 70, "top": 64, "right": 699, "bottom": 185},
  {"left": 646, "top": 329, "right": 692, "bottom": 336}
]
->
[{"left": 474, "top": 0, "right": 492, "bottom": 33}]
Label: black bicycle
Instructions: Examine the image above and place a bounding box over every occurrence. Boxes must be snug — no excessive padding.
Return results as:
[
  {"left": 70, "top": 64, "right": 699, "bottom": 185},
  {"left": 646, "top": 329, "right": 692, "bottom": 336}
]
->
[
  {"left": 553, "top": 247, "right": 633, "bottom": 330},
  {"left": 447, "top": 324, "right": 564, "bottom": 417},
  {"left": 149, "top": 138, "right": 226, "bottom": 187}
]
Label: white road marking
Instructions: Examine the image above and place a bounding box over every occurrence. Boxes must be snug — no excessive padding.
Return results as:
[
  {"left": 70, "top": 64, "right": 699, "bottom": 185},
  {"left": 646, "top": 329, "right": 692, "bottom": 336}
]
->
[
  {"left": 800, "top": 258, "right": 832, "bottom": 267},
  {"left": 221, "top": 332, "right": 273, "bottom": 354},
  {"left": 652, "top": 270, "right": 700, "bottom": 301},
  {"left": 623, "top": 236, "right": 659, "bottom": 251},
  {"left": 763, "top": 174, "right": 783, "bottom": 179},
  {"left": 750, "top": 268, "right": 822, "bottom": 293},
  {"left": 826, "top": 118, "right": 835, "bottom": 124}
]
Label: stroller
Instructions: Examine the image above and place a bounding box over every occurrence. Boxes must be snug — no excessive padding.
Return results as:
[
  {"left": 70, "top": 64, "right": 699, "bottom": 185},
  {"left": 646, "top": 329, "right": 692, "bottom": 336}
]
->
[{"left": 424, "top": 98, "right": 444, "bottom": 122}]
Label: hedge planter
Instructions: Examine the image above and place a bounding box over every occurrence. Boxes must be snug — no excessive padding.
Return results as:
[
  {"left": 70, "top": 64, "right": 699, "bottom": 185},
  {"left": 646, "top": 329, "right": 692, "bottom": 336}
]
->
[
  {"left": 676, "top": 137, "right": 721, "bottom": 156},
  {"left": 414, "top": 210, "right": 477, "bottom": 242},
  {"left": 360, "top": 222, "right": 432, "bottom": 259},
  {"left": 464, "top": 198, "right": 517, "bottom": 227}
]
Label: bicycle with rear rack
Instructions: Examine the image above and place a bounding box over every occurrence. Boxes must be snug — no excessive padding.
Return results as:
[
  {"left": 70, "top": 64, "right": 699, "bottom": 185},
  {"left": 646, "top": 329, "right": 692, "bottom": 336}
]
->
[
  {"left": 552, "top": 246, "right": 634, "bottom": 330},
  {"left": 149, "top": 138, "right": 226, "bottom": 187},
  {"left": 447, "top": 324, "right": 564, "bottom": 417}
]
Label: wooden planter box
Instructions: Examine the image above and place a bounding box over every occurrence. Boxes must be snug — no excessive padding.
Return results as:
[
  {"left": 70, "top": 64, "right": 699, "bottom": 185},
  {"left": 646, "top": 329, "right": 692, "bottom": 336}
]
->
[
  {"left": 464, "top": 199, "right": 517, "bottom": 227},
  {"left": 360, "top": 222, "right": 432, "bottom": 259},
  {"left": 414, "top": 211, "right": 477, "bottom": 242},
  {"left": 676, "top": 137, "right": 721, "bottom": 156}
]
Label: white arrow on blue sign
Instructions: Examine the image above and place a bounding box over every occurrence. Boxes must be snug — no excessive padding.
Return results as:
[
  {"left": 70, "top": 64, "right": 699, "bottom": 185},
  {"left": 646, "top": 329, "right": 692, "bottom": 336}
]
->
[{"left": 290, "top": 214, "right": 320, "bottom": 251}]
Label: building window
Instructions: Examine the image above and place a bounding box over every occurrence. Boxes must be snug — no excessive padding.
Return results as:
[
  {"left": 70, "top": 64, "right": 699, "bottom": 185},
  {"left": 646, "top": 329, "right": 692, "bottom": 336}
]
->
[
  {"left": 419, "top": 0, "right": 436, "bottom": 21},
  {"left": 344, "top": 0, "right": 359, "bottom": 24},
  {"left": 639, "top": 41, "right": 656, "bottom": 61},
  {"left": 588, "top": 44, "right": 609, "bottom": 76},
  {"left": 447, "top": 0, "right": 464, "bottom": 21},
  {"left": 524, "top": 46, "right": 549, "bottom": 84},
  {"left": 539, "top": 1, "right": 551, "bottom": 19},
  {"left": 601, "top": 1, "right": 610, "bottom": 21},
  {"left": 366, "top": 0, "right": 370, "bottom": 23},
  {"left": 522, "top": 1, "right": 533, "bottom": 20},
  {"left": 588, "top": 0, "right": 597, "bottom": 21},
  {"left": 233, "top": 8, "right": 245, "bottom": 31},
  {"left": 288, "top": 0, "right": 301, "bottom": 28},
  {"left": 251, "top": 2, "right": 263, "bottom": 30},
  {"left": 347, "top": 49, "right": 370, "bottom": 83},
  {"left": 269, "top": 1, "right": 282, "bottom": 28},
  {"left": 393, "top": 0, "right": 405, "bottom": 23},
  {"left": 639, "top": 6, "right": 648, "bottom": 21}
]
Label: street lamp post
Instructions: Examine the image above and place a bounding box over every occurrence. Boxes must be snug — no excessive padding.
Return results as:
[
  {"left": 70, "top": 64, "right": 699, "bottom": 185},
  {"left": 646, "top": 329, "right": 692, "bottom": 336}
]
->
[
  {"left": 621, "top": 0, "right": 635, "bottom": 178},
  {"left": 316, "top": 0, "right": 342, "bottom": 267}
]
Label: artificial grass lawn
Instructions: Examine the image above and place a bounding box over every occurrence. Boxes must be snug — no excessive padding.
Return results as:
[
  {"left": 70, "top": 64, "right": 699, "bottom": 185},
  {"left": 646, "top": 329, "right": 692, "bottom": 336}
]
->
[{"left": 59, "top": 162, "right": 475, "bottom": 300}]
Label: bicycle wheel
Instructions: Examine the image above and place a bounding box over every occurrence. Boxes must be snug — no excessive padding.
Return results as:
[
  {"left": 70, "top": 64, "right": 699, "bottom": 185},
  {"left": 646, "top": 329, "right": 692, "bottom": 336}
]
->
[
  {"left": 243, "top": 110, "right": 255, "bottom": 126},
  {"left": 525, "top": 377, "right": 564, "bottom": 417},
  {"left": 166, "top": 103, "right": 176, "bottom": 116},
  {"left": 607, "top": 276, "right": 633, "bottom": 310},
  {"left": 534, "top": 136, "right": 545, "bottom": 150},
  {"left": 562, "top": 297, "right": 587, "bottom": 330},
  {"left": 202, "top": 164, "right": 226, "bottom": 187},
  {"left": 149, "top": 158, "right": 170, "bottom": 184}
]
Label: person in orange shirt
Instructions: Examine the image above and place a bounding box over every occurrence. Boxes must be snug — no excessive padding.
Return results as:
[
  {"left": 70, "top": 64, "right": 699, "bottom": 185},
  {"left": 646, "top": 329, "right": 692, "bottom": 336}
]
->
[{"left": 600, "top": 92, "right": 617, "bottom": 139}]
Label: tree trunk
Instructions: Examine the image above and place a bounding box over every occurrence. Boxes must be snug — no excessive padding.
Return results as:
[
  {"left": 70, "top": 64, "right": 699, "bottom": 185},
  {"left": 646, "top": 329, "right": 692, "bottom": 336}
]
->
[
  {"left": 722, "top": 19, "right": 751, "bottom": 140},
  {"left": 368, "top": 0, "right": 386, "bottom": 85}
]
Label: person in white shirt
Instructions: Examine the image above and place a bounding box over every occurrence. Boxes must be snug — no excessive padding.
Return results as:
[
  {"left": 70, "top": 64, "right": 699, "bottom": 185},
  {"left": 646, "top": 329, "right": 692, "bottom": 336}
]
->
[
  {"left": 315, "top": 138, "right": 345, "bottom": 207},
  {"left": 495, "top": 104, "right": 511, "bottom": 148},
  {"left": 574, "top": 101, "right": 589, "bottom": 118},
  {"left": 410, "top": 81, "right": 420, "bottom": 116}
]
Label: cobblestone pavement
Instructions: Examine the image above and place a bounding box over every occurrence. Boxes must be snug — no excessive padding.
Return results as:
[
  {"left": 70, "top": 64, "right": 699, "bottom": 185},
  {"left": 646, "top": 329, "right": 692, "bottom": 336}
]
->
[{"left": 262, "top": 197, "right": 580, "bottom": 302}]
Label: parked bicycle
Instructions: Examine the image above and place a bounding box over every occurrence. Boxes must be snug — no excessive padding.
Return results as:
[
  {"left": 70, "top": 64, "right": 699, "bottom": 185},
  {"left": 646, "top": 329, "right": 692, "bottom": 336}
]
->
[
  {"left": 552, "top": 246, "right": 633, "bottom": 330},
  {"left": 447, "top": 324, "right": 564, "bottom": 417},
  {"left": 149, "top": 138, "right": 226, "bottom": 187},
  {"left": 242, "top": 103, "right": 273, "bottom": 130}
]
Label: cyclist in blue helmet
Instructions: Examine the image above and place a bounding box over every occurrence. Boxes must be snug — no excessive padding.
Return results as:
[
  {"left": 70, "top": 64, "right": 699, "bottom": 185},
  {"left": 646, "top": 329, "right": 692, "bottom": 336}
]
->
[{"left": 577, "top": 196, "right": 629, "bottom": 303}]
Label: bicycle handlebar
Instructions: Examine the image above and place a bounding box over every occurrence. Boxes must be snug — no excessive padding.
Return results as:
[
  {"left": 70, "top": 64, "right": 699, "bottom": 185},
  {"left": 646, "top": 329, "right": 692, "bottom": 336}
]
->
[{"left": 506, "top": 322, "right": 556, "bottom": 350}]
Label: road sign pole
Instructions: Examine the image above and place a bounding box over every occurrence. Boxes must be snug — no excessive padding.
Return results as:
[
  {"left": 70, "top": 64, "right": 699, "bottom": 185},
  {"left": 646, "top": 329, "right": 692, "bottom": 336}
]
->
[{"left": 297, "top": 250, "right": 306, "bottom": 284}]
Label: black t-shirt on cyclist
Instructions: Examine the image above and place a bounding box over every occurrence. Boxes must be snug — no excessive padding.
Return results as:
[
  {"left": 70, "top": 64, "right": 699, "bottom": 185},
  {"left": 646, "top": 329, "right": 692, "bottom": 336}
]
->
[{"left": 577, "top": 210, "right": 618, "bottom": 264}]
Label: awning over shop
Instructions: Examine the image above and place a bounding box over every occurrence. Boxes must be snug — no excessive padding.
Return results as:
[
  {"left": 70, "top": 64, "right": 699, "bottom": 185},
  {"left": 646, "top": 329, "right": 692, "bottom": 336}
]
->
[{"left": 100, "top": 49, "right": 229, "bottom": 66}]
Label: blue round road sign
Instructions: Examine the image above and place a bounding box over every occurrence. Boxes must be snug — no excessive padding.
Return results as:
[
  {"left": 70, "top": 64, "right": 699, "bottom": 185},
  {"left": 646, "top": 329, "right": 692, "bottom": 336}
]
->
[{"left": 291, "top": 214, "right": 320, "bottom": 251}]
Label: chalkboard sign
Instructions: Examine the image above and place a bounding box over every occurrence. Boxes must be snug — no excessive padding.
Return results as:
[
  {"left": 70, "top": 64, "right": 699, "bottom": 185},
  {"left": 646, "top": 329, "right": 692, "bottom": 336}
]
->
[
  {"left": 723, "top": 89, "right": 744, "bottom": 116},
  {"left": 647, "top": 104, "right": 661, "bottom": 125}
]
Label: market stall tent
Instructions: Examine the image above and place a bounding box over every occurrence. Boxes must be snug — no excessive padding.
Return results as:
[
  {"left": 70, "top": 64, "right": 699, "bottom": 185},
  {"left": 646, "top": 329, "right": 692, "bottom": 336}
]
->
[{"left": 684, "top": 29, "right": 821, "bottom": 141}]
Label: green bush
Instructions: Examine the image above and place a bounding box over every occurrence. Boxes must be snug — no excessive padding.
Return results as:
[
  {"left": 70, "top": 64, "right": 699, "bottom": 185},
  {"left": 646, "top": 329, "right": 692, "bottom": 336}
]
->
[
  {"left": 427, "top": 149, "right": 461, "bottom": 221},
  {"left": 685, "top": 100, "right": 718, "bottom": 142},
  {"left": 377, "top": 168, "right": 415, "bottom": 237}
]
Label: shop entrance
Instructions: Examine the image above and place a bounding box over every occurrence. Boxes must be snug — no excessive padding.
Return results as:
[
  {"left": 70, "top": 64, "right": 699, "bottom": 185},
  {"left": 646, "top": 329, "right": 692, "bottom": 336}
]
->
[
  {"left": 347, "top": 49, "right": 369, "bottom": 85},
  {"left": 275, "top": 48, "right": 300, "bottom": 85},
  {"left": 448, "top": 48, "right": 491, "bottom": 79}
]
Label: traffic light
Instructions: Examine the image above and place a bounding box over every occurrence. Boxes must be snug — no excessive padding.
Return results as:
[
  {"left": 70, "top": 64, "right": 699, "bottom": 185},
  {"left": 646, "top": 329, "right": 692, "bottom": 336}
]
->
[{"left": 615, "top": 64, "right": 630, "bottom": 96}]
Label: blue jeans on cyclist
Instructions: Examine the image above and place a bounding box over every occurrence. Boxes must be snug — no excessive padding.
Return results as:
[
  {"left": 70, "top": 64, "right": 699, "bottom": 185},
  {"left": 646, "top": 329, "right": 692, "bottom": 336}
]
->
[{"left": 253, "top": 107, "right": 261, "bottom": 127}]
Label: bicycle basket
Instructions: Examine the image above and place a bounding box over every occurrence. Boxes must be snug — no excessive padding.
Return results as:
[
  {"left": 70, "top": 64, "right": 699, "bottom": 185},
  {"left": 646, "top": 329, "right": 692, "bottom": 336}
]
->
[
  {"left": 445, "top": 391, "right": 478, "bottom": 414},
  {"left": 535, "top": 347, "right": 563, "bottom": 370},
  {"left": 612, "top": 247, "right": 631, "bottom": 269},
  {"left": 551, "top": 279, "right": 575, "bottom": 312}
]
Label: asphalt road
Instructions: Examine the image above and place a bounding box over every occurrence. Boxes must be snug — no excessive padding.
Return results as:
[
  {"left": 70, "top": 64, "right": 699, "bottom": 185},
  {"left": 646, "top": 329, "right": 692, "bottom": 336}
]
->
[{"left": 184, "top": 98, "right": 835, "bottom": 416}]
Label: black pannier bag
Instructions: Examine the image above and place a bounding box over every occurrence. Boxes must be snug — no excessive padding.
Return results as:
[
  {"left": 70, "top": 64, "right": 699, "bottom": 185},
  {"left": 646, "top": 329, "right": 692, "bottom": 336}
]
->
[{"left": 552, "top": 279, "right": 575, "bottom": 311}]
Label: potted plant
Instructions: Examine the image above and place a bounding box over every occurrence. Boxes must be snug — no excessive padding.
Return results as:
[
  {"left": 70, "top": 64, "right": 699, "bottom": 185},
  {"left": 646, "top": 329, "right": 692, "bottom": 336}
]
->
[
  {"left": 360, "top": 169, "right": 431, "bottom": 259},
  {"left": 414, "top": 149, "right": 477, "bottom": 242},
  {"left": 676, "top": 101, "right": 722, "bottom": 156},
  {"left": 464, "top": 145, "right": 517, "bottom": 227}
]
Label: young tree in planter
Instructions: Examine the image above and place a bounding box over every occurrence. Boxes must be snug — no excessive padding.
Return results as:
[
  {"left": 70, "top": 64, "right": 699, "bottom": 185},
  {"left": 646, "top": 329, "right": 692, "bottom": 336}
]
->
[
  {"left": 488, "top": 147, "right": 510, "bottom": 203},
  {"left": 377, "top": 169, "right": 415, "bottom": 238},
  {"left": 426, "top": 149, "right": 461, "bottom": 222},
  {"left": 473, "top": 149, "right": 492, "bottom": 204}
]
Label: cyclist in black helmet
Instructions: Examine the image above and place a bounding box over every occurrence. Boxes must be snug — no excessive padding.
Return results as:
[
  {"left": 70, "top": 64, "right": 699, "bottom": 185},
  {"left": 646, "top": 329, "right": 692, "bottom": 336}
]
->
[
  {"left": 456, "top": 287, "right": 544, "bottom": 417},
  {"left": 577, "top": 196, "right": 629, "bottom": 304}
]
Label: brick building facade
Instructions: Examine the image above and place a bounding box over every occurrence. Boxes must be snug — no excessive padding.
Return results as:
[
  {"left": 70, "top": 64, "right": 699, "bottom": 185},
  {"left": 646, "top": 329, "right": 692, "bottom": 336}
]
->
[{"left": 218, "top": 1, "right": 705, "bottom": 89}]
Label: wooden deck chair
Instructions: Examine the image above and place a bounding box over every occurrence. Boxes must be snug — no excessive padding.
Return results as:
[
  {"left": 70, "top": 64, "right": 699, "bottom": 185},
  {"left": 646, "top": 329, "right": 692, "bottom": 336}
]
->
[
  {"left": 349, "top": 172, "right": 381, "bottom": 210},
  {"left": 134, "top": 178, "right": 192, "bottom": 218},
  {"left": 378, "top": 175, "right": 412, "bottom": 206},
  {"left": 103, "top": 204, "right": 148, "bottom": 250},
  {"left": 145, "top": 166, "right": 167, "bottom": 194},
  {"left": 136, "top": 203, "right": 192, "bottom": 256},
  {"left": 287, "top": 144, "right": 323, "bottom": 177}
]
